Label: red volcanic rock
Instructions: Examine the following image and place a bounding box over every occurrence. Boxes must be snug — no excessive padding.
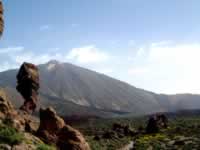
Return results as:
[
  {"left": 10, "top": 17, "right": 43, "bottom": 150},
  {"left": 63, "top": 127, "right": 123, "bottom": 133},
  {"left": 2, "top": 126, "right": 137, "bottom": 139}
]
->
[
  {"left": 37, "top": 107, "right": 65, "bottom": 143},
  {"left": 57, "top": 125, "right": 91, "bottom": 150},
  {"left": 37, "top": 107, "right": 90, "bottom": 150},
  {"left": 0, "top": 88, "right": 39, "bottom": 132},
  {"left": 16, "top": 62, "right": 39, "bottom": 114}
]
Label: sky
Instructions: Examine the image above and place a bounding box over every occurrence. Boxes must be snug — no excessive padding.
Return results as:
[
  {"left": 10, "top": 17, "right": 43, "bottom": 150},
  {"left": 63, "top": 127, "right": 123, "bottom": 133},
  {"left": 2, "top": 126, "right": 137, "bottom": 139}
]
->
[{"left": 1, "top": 0, "right": 200, "bottom": 94}]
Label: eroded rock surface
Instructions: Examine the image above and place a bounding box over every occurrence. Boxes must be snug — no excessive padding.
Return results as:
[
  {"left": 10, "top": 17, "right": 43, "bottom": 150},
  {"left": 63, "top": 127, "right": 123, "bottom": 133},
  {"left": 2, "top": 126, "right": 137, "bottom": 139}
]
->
[
  {"left": 37, "top": 107, "right": 90, "bottom": 150},
  {"left": 0, "top": 88, "right": 15, "bottom": 119},
  {"left": 0, "top": 62, "right": 91, "bottom": 149},
  {"left": 16, "top": 62, "right": 39, "bottom": 114},
  {"left": 0, "top": 88, "right": 39, "bottom": 132}
]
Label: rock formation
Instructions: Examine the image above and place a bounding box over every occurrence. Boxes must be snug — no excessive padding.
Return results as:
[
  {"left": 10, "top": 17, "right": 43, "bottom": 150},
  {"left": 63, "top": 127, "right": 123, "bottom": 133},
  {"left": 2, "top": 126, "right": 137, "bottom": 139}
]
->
[
  {"left": 0, "top": 62, "right": 91, "bottom": 149},
  {"left": 156, "top": 114, "right": 168, "bottom": 128},
  {"left": 0, "top": 88, "right": 39, "bottom": 132},
  {"left": 16, "top": 62, "right": 40, "bottom": 114},
  {"left": 146, "top": 116, "right": 159, "bottom": 134},
  {"left": 0, "top": 88, "right": 15, "bottom": 120},
  {"left": 37, "top": 107, "right": 90, "bottom": 150},
  {"left": 146, "top": 114, "right": 168, "bottom": 134}
]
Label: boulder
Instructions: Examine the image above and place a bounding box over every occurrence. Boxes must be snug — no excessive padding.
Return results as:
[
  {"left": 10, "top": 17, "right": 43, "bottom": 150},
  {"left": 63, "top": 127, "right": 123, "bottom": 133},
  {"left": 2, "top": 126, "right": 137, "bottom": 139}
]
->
[
  {"left": 57, "top": 125, "right": 90, "bottom": 150},
  {"left": 146, "top": 117, "right": 159, "bottom": 134},
  {"left": 146, "top": 114, "right": 168, "bottom": 134},
  {"left": 37, "top": 107, "right": 90, "bottom": 150},
  {"left": 156, "top": 114, "right": 168, "bottom": 128},
  {"left": 16, "top": 62, "right": 39, "bottom": 114}
]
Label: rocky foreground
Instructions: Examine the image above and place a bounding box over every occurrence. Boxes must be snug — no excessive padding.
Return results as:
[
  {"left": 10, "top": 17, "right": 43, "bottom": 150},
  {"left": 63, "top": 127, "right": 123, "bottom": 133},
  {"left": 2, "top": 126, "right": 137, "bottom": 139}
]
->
[
  {"left": 0, "top": 62, "right": 90, "bottom": 150},
  {"left": 0, "top": 87, "right": 91, "bottom": 150}
]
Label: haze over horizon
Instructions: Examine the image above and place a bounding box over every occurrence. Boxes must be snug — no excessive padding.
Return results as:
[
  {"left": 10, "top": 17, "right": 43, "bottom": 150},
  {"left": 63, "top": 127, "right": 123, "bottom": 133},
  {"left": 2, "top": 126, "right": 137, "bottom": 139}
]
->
[{"left": 0, "top": 0, "right": 200, "bottom": 94}]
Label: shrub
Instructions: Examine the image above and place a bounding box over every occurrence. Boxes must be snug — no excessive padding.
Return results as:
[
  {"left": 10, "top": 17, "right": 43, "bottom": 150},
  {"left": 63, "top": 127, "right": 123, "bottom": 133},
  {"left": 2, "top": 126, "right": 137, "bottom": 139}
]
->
[
  {"left": 36, "top": 144, "right": 56, "bottom": 150},
  {"left": 0, "top": 126, "right": 24, "bottom": 145}
]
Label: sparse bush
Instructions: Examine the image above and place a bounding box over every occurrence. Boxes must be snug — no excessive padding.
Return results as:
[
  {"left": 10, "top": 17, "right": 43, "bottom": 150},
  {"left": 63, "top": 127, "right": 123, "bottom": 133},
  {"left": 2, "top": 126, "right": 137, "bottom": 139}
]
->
[
  {"left": 36, "top": 144, "right": 56, "bottom": 150},
  {"left": 0, "top": 126, "right": 24, "bottom": 145}
]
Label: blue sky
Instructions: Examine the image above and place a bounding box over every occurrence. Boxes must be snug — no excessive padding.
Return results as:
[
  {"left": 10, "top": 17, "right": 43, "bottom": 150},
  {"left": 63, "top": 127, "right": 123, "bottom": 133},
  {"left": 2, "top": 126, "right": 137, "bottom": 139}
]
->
[{"left": 1, "top": 0, "right": 200, "bottom": 94}]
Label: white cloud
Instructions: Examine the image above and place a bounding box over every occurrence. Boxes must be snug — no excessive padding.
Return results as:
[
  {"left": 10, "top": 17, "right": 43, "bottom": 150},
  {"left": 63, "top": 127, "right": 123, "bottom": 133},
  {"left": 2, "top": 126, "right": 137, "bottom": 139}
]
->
[
  {"left": 40, "top": 25, "right": 51, "bottom": 31},
  {"left": 95, "top": 68, "right": 113, "bottom": 74},
  {"left": 0, "top": 62, "right": 18, "bottom": 72},
  {"left": 0, "top": 45, "right": 109, "bottom": 72},
  {"left": 151, "top": 40, "right": 172, "bottom": 47},
  {"left": 128, "top": 68, "right": 149, "bottom": 75},
  {"left": 13, "top": 52, "right": 63, "bottom": 65},
  {"left": 148, "top": 43, "right": 200, "bottom": 66},
  {"left": 67, "top": 45, "right": 109, "bottom": 63},
  {"left": 127, "top": 56, "right": 134, "bottom": 61},
  {"left": 128, "top": 43, "right": 200, "bottom": 94},
  {"left": 0, "top": 47, "right": 24, "bottom": 54},
  {"left": 136, "top": 47, "right": 145, "bottom": 57}
]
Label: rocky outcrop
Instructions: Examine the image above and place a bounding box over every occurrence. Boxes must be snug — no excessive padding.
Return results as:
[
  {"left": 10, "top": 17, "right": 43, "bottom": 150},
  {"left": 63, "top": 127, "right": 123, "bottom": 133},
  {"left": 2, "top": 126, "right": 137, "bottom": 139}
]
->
[
  {"left": 16, "top": 62, "right": 40, "bottom": 114},
  {"left": 156, "top": 114, "right": 168, "bottom": 128},
  {"left": 0, "top": 88, "right": 39, "bottom": 132},
  {"left": 146, "top": 117, "right": 159, "bottom": 134},
  {"left": 0, "top": 88, "right": 15, "bottom": 120},
  {"left": 146, "top": 114, "right": 168, "bottom": 134},
  {"left": 37, "top": 107, "right": 90, "bottom": 150},
  {"left": 0, "top": 62, "right": 91, "bottom": 149}
]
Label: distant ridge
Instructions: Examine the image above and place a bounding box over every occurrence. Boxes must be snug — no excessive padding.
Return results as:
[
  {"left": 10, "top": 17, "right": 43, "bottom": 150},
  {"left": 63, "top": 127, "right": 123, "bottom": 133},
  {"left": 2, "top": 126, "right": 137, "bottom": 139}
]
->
[{"left": 0, "top": 60, "right": 200, "bottom": 117}]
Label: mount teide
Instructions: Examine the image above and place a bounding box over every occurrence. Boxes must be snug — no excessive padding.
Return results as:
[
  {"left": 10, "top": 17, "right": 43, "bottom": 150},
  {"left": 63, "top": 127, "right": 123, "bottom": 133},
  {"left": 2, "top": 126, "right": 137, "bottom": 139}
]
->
[{"left": 0, "top": 60, "right": 200, "bottom": 117}]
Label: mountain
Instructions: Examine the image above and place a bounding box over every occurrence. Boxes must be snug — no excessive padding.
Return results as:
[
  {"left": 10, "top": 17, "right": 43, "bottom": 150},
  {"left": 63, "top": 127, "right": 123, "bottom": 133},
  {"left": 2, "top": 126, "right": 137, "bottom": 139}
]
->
[{"left": 0, "top": 60, "right": 200, "bottom": 117}]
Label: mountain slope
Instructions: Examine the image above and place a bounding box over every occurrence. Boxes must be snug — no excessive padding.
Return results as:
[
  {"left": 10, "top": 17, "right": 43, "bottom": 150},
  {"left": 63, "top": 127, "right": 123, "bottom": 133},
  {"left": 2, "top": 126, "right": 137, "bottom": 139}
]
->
[{"left": 0, "top": 60, "right": 200, "bottom": 117}]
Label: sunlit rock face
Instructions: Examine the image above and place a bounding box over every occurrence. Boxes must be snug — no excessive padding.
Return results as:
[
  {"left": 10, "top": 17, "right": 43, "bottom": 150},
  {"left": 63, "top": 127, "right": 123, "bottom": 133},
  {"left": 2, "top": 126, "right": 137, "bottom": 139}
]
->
[
  {"left": 0, "top": 88, "right": 39, "bottom": 132},
  {"left": 37, "top": 107, "right": 91, "bottom": 150},
  {"left": 0, "top": 88, "right": 15, "bottom": 119},
  {"left": 16, "top": 62, "right": 40, "bottom": 114}
]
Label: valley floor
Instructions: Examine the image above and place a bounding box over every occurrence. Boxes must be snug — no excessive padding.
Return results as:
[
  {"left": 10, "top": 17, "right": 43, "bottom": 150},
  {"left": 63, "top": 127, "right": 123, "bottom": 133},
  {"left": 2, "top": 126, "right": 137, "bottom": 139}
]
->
[{"left": 74, "top": 115, "right": 200, "bottom": 150}]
